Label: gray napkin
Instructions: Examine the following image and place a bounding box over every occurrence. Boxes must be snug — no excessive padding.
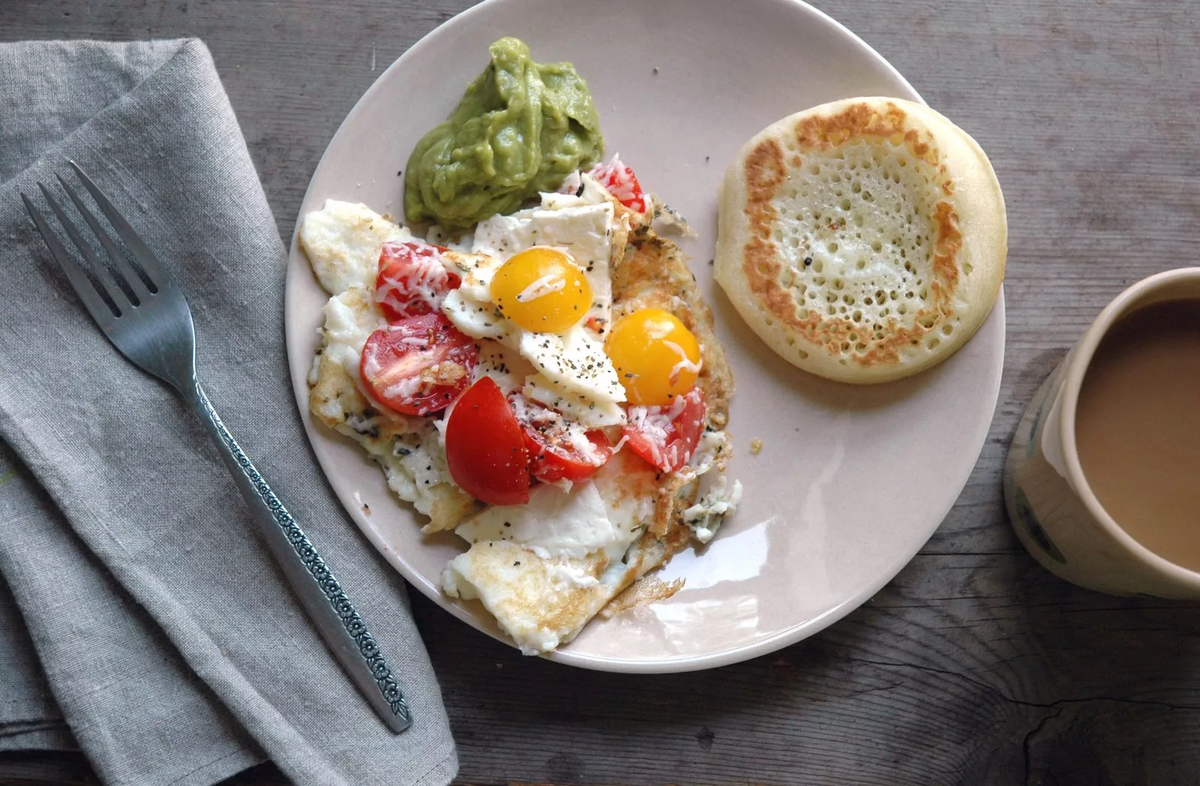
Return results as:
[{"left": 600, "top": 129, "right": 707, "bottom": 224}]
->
[{"left": 0, "top": 39, "right": 457, "bottom": 786}]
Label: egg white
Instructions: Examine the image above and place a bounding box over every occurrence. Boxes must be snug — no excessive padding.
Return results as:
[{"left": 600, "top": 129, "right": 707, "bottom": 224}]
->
[
  {"left": 522, "top": 373, "right": 627, "bottom": 429},
  {"left": 299, "top": 199, "right": 412, "bottom": 294},
  {"left": 441, "top": 453, "right": 659, "bottom": 655},
  {"left": 517, "top": 328, "right": 625, "bottom": 406},
  {"left": 454, "top": 479, "right": 638, "bottom": 562}
]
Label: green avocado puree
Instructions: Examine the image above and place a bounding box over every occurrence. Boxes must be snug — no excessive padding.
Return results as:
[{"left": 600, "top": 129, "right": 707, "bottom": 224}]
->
[{"left": 403, "top": 37, "right": 604, "bottom": 229}]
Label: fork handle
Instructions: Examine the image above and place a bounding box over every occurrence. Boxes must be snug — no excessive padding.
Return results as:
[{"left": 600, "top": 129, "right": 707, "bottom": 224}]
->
[{"left": 188, "top": 382, "right": 412, "bottom": 733}]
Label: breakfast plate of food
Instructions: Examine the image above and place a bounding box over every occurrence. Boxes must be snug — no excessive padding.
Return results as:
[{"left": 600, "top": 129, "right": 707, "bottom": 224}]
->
[{"left": 285, "top": 0, "right": 1006, "bottom": 672}]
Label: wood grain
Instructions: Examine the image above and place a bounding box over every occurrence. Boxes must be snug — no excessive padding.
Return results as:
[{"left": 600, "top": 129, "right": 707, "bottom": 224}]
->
[{"left": 4, "top": 0, "right": 1200, "bottom": 784}]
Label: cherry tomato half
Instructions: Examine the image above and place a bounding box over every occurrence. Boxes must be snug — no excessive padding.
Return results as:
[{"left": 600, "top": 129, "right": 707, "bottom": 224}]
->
[
  {"left": 375, "top": 241, "right": 461, "bottom": 322},
  {"left": 445, "top": 377, "right": 531, "bottom": 506},
  {"left": 512, "top": 396, "right": 614, "bottom": 483},
  {"left": 359, "top": 313, "right": 476, "bottom": 416},
  {"left": 623, "top": 387, "right": 707, "bottom": 473},
  {"left": 588, "top": 157, "right": 647, "bottom": 212}
]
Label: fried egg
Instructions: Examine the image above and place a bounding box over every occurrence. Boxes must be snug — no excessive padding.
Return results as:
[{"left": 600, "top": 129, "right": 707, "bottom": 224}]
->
[
  {"left": 473, "top": 186, "right": 615, "bottom": 338},
  {"left": 300, "top": 178, "right": 741, "bottom": 656},
  {"left": 440, "top": 179, "right": 626, "bottom": 419}
]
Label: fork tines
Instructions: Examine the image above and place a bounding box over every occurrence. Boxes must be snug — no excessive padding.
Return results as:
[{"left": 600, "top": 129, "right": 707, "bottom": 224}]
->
[{"left": 22, "top": 163, "right": 165, "bottom": 327}]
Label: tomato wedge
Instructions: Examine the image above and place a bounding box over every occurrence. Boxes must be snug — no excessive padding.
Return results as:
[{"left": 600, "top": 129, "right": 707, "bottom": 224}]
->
[
  {"left": 359, "top": 313, "right": 476, "bottom": 416},
  {"left": 375, "top": 240, "right": 461, "bottom": 322},
  {"left": 511, "top": 395, "right": 614, "bottom": 483},
  {"left": 445, "top": 377, "right": 531, "bottom": 506},
  {"left": 623, "top": 387, "right": 707, "bottom": 473},
  {"left": 588, "top": 156, "right": 647, "bottom": 212}
]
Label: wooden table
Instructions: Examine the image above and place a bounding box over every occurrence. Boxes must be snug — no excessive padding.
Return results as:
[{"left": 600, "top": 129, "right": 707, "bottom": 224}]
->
[{"left": 5, "top": 1, "right": 1200, "bottom": 783}]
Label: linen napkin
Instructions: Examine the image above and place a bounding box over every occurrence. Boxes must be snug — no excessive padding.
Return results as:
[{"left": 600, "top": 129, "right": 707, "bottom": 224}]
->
[{"left": 0, "top": 38, "right": 457, "bottom": 786}]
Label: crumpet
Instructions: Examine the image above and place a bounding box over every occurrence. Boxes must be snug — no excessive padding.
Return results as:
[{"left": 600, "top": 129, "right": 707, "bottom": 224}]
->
[{"left": 715, "top": 97, "right": 1006, "bottom": 384}]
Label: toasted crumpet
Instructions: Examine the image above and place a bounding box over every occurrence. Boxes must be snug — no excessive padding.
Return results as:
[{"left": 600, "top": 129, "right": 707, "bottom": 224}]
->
[{"left": 715, "top": 97, "right": 1006, "bottom": 383}]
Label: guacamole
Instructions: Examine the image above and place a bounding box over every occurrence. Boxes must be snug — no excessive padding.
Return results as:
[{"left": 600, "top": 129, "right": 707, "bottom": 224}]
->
[{"left": 403, "top": 37, "right": 604, "bottom": 229}]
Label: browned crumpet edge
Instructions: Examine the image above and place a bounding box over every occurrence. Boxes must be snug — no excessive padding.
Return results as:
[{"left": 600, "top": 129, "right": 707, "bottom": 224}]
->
[{"left": 740, "top": 101, "right": 965, "bottom": 368}]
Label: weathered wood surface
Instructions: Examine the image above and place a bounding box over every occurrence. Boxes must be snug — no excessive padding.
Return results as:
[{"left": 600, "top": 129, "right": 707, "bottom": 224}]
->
[{"left": 4, "top": 0, "right": 1200, "bottom": 784}]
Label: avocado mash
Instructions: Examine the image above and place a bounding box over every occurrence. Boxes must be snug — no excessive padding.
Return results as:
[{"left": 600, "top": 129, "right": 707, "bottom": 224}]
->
[{"left": 403, "top": 37, "right": 604, "bottom": 229}]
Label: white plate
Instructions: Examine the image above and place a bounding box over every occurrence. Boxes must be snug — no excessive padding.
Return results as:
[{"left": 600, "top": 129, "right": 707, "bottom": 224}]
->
[{"left": 285, "top": 0, "right": 1005, "bottom": 673}]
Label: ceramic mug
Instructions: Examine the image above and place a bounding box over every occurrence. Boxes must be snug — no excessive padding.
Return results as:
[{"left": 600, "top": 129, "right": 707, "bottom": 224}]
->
[{"left": 1003, "top": 267, "right": 1200, "bottom": 597}]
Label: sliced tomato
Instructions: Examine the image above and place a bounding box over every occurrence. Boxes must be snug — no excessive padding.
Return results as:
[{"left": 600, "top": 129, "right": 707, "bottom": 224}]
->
[
  {"left": 511, "top": 395, "right": 614, "bottom": 483},
  {"left": 375, "top": 240, "right": 462, "bottom": 322},
  {"left": 588, "top": 156, "right": 647, "bottom": 212},
  {"left": 359, "top": 313, "right": 476, "bottom": 416},
  {"left": 445, "top": 377, "right": 531, "bottom": 506},
  {"left": 623, "top": 387, "right": 707, "bottom": 473}
]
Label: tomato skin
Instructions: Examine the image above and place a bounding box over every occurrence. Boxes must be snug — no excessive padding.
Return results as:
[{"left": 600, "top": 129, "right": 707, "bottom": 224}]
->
[
  {"left": 359, "top": 313, "right": 476, "bottom": 416},
  {"left": 588, "top": 157, "right": 647, "bottom": 212},
  {"left": 375, "top": 241, "right": 461, "bottom": 322},
  {"left": 623, "top": 387, "right": 707, "bottom": 473},
  {"left": 525, "top": 429, "right": 613, "bottom": 484},
  {"left": 515, "top": 400, "right": 614, "bottom": 483},
  {"left": 445, "top": 377, "right": 531, "bottom": 506}
]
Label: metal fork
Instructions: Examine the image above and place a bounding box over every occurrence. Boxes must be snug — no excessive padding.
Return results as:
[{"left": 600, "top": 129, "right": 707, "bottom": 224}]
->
[{"left": 21, "top": 162, "right": 411, "bottom": 734}]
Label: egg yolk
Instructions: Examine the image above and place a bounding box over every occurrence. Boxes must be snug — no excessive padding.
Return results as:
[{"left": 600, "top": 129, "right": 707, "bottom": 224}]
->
[
  {"left": 490, "top": 247, "right": 592, "bottom": 334},
  {"left": 605, "top": 308, "right": 702, "bottom": 406}
]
